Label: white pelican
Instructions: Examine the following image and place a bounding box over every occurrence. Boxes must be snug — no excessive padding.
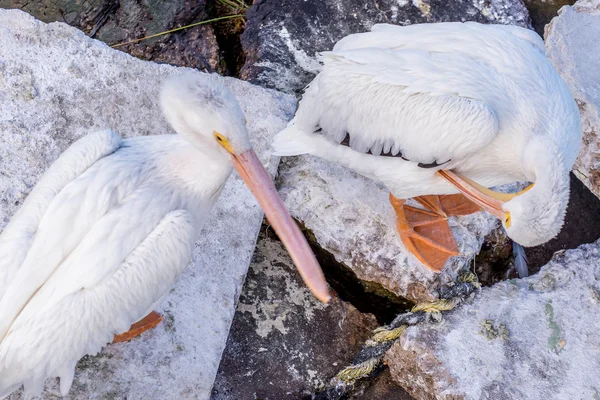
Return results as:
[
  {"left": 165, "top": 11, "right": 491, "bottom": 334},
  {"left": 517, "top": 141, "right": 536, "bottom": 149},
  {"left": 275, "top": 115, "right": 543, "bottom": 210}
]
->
[
  {"left": 0, "top": 72, "right": 329, "bottom": 399},
  {"left": 273, "top": 22, "right": 581, "bottom": 272}
]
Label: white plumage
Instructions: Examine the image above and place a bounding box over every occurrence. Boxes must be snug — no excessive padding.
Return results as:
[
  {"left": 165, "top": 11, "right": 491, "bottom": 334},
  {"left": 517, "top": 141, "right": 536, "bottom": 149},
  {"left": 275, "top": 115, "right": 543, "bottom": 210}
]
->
[
  {"left": 0, "top": 72, "right": 328, "bottom": 398},
  {"left": 274, "top": 22, "right": 581, "bottom": 249}
]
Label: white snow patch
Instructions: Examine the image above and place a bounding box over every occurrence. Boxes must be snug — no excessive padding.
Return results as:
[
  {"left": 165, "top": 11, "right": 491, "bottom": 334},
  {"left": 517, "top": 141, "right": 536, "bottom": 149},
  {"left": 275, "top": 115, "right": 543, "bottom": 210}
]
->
[
  {"left": 546, "top": 0, "right": 600, "bottom": 199},
  {"left": 278, "top": 26, "right": 322, "bottom": 75}
]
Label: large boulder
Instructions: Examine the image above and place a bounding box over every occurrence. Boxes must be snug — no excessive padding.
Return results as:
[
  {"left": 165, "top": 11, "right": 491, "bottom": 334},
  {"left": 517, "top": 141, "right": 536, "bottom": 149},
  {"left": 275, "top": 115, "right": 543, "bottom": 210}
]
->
[
  {"left": 276, "top": 157, "right": 499, "bottom": 304},
  {"left": 0, "top": 0, "right": 221, "bottom": 72},
  {"left": 240, "top": 0, "right": 530, "bottom": 93},
  {"left": 0, "top": 9, "right": 295, "bottom": 399},
  {"left": 384, "top": 240, "right": 600, "bottom": 399},
  {"left": 546, "top": 0, "right": 600, "bottom": 200},
  {"left": 211, "top": 231, "right": 412, "bottom": 399}
]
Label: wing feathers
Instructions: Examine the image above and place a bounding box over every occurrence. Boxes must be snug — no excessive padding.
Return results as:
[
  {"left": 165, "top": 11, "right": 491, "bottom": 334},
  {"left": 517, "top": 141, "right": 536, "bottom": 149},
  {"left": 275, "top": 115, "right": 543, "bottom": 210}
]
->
[
  {"left": 0, "top": 210, "right": 196, "bottom": 398},
  {"left": 0, "top": 130, "right": 122, "bottom": 297},
  {"left": 293, "top": 52, "right": 499, "bottom": 164}
]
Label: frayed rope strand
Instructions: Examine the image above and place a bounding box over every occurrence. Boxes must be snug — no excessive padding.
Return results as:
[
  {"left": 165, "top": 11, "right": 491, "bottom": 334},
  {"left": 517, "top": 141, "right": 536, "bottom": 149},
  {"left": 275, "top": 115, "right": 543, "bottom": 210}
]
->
[
  {"left": 334, "top": 357, "right": 380, "bottom": 383},
  {"left": 312, "top": 272, "right": 479, "bottom": 400}
]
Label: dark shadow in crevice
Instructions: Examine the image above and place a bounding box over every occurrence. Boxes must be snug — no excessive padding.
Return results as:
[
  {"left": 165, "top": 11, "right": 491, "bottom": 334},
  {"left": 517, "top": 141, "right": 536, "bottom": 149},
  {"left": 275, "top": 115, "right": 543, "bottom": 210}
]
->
[
  {"left": 262, "top": 223, "right": 412, "bottom": 326},
  {"left": 207, "top": 0, "right": 248, "bottom": 76}
]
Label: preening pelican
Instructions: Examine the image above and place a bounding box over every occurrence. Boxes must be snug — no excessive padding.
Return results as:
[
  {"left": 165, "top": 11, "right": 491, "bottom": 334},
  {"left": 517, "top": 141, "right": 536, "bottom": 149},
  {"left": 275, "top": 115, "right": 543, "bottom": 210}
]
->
[
  {"left": 0, "top": 72, "right": 329, "bottom": 398},
  {"left": 273, "top": 22, "right": 581, "bottom": 271}
]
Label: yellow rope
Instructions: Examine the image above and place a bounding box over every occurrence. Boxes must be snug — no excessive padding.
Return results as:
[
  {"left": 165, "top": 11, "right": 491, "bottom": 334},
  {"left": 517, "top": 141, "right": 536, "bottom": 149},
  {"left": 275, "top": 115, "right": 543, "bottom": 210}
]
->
[
  {"left": 320, "top": 272, "right": 480, "bottom": 397},
  {"left": 458, "top": 271, "right": 481, "bottom": 286},
  {"left": 411, "top": 298, "right": 459, "bottom": 313},
  {"left": 370, "top": 325, "right": 407, "bottom": 344},
  {"left": 335, "top": 357, "right": 380, "bottom": 383}
]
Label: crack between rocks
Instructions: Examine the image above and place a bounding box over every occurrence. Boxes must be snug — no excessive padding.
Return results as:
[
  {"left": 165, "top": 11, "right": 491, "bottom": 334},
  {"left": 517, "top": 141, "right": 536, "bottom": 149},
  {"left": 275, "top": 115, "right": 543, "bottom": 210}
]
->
[
  {"left": 207, "top": 0, "right": 247, "bottom": 76},
  {"left": 262, "top": 221, "right": 413, "bottom": 325}
]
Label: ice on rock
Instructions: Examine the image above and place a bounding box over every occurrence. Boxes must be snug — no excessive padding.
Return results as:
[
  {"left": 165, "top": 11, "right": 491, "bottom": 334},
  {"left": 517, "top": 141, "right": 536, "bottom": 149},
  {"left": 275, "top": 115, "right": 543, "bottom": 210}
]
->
[
  {"left": 0, "top": 9, "right": 295, "bottom": 400},
  {"left": 385, "top": 240, "right": 600, "bottom": 399},
  {"left": 546, "top": 0, "right": 600, "bottom": 199}
]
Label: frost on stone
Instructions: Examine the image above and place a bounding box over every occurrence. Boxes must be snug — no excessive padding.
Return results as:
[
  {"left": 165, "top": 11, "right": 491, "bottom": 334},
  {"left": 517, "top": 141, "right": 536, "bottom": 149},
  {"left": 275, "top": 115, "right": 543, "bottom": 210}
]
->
[
  {"left": 384, "top": 240, "right": 600, "bottom": 399},
  {"left": 0, "top": 9, "right": 295, "bottom": 400},
  {"left": 277, "top": 155, "right": 499, "bottom": 303},
  {"left": 545, "top": 0, "right": 600, "bottom": 199}
]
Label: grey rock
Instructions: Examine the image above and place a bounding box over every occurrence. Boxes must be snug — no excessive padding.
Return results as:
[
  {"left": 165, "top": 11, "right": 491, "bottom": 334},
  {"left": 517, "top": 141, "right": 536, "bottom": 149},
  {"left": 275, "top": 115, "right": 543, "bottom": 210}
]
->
[
  {"left": 276, "top": 156, "right": 499, "bottom": 304},
  {"left": 384, "top": 240, "right": 600, "bottom": 399},
  {"left": 211, "top": 230, "right": 404, "bottom": 399},
  {"left": 240, "top": 0, "right": 530, "bottom": 93},
  {"left": 0, "top": 0, "right": 221, "bottom": 72},
  {"left": 0, "top": 9, "right": 296, "bottom": 399},
  {"left": 545, "top": 0, "right": 600, "bottom": 200}
]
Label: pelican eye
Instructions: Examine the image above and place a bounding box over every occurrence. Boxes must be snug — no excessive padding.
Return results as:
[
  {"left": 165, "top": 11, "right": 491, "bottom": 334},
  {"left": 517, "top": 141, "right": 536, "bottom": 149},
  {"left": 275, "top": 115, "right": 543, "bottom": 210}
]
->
[
  {"left": 214, "top": 132, "right": 234, "bottom": 153},
  {"left": 504, "top": 212, "right": 511, "bottom": 228}
]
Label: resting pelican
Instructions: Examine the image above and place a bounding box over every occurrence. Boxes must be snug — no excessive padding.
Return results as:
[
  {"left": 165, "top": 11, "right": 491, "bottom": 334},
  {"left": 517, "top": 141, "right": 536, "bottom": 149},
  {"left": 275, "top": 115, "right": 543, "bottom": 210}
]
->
[
  {"left": 0, "top": 72, "right": 329, "bottom": 398},
  {"left": 273, "top": 22, "right": 581, "bottom": 271}
]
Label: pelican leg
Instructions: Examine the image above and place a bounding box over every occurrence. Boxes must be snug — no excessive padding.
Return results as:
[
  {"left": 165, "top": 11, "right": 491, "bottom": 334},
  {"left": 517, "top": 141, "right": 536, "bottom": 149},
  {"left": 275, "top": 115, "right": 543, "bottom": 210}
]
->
[
  {"left": 414, "top": 194, "right": 482, "bottom": 217},
  {"left": 112, "top": 311, "right": 163, "bottom": 343},
  {"left": 389, "top": 194, "right": 480, "bottom": 272}
]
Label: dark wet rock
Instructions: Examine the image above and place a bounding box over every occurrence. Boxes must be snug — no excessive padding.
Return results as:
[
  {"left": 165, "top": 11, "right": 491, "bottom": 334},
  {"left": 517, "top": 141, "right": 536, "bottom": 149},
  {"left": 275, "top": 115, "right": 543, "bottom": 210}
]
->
[
  {"left": 353, "top": 369, "right": 413, "bottom": 400},
  {"left": 240, "top": 0, "right": 530, "bottom": 93},
  {"left": 471, "top": 229, "right": 516, "bottom": 286},
  {"left": 522, "top": 0, "right": 576, "bottom": 34},
  {"left": 211, "top": 229, "right": 412, "bottom": 399},
  {"left": 0, "top": 0, "right": 221, "bottom": 72}
]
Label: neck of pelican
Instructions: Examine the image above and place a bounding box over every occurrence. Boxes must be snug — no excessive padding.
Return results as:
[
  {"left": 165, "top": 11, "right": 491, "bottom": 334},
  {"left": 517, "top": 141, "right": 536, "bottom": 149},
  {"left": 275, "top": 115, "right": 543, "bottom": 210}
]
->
[{"left": 522, "top": 136, "right": 570, "bottom": 211}]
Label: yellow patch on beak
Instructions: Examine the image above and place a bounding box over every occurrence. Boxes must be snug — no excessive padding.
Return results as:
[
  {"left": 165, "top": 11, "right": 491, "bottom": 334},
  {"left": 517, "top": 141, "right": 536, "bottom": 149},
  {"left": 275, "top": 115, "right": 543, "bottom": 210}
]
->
[
  {"left": 504, "top": 212, "right": 511, "bottom": 228},
  {"left": 214, "top": 132, "right": 234, "bottom": 154}
]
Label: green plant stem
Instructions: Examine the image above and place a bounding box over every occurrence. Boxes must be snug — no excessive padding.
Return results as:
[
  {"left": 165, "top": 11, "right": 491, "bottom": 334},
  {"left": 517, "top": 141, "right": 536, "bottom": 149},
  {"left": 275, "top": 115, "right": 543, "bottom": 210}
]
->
[
  {"left": 111, "top": 14, "right": 244, "bottom": 48},
  {"left": 218, "top": 0, "right": 244, "bottom": 10}
]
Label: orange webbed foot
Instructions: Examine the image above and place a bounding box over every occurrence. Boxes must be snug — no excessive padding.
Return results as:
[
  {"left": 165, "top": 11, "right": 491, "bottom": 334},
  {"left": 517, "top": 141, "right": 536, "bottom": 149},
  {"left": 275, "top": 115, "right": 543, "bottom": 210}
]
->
[
  {"left": 390, "top": 193, "right": 479, "bottom": 272},
  {"left": 112, "top": 311, "right": 163, "bottom": 343}
]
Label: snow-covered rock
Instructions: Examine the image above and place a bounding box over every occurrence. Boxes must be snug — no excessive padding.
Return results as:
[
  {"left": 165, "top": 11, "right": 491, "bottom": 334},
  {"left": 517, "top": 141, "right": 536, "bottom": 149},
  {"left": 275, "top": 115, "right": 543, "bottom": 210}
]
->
[
  {"left": 546, "top": 0, "right": 600, "bottom": 200},
  {"left": 240, "top": 0, "right": 530, "bottom": 93},
  {"left": 277, "top": 157, "right": 499, "bottom": 303},
  {"left": 384, "top": 240, "right": 600, "bottom": 399},
  {"left": 0, "top": 9, "right": 295, "bottom": 400}
]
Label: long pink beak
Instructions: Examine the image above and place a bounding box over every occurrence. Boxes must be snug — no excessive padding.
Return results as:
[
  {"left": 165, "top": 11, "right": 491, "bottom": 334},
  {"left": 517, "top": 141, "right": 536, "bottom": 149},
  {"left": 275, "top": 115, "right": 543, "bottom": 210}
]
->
[{"left": 232, "top": 149, "right": 331, "bottom": 303}]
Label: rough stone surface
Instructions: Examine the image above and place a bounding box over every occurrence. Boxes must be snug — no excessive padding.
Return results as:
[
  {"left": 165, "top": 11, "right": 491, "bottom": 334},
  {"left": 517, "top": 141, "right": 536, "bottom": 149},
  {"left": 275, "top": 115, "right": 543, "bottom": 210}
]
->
[
  {"left": 525, "top": 174, "right": 600, "bottom": 273},
  {"left": 276, "top": 157, "right": 499, "bottom": 303},
  {"left": 0, "top": 0, "right": 221, "bottom": 72},
  {"left": 240, "top": 0, "right": 530, "bottom": 93},
  {"left": 211, "top": 230, "right": 412, "bottom": 399},
  {"left": 0, "top": 10, "right": 295, "bottom": 399},
  {"left": 545, "top": 0, "right": 600, "bottom": 199},
  {"left": 523, "top": 0, "right": 576, "bottom": 34},
  {"left": 384, "top": 240, "right": 600, "bottom": 399}
]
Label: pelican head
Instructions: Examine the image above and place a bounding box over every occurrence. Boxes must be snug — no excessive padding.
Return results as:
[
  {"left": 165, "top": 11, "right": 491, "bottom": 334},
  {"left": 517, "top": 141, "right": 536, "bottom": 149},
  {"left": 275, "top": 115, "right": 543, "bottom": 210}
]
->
[
  {"left": 439, "top": 137, "right": 572, "bottom": 248},
  {"left": 159, "top": 72, "right": 330, "bottom": 303},
  {"left": 160, "top": 72, "right": 251, "bottom": 156},
  {"left": 501, "top": 137, "right": 571, "bottom": 247},
  {"left": 501, "top": 179, "right": 568, "bottom": 247}
]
